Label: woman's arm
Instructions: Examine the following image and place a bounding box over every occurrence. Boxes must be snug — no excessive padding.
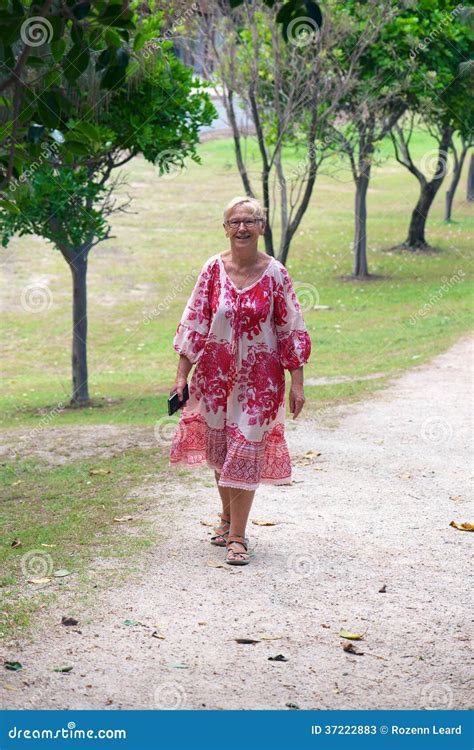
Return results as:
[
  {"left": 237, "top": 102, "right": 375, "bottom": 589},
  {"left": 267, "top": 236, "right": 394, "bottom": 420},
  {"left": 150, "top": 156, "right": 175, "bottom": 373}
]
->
[
  {"left": 289, "top": 365, "right": 305, "bottom": 419},
  {"left": 171, "top": 354, "right": 193, "bottom": 400}
]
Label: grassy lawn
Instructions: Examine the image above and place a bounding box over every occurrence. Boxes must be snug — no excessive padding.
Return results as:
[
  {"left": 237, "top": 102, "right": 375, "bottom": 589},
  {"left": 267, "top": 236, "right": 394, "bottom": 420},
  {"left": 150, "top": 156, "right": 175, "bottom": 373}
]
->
[
  {"left": 0, "top": 129, "right": 472, "bottom": 638},
  {"left": 1, "top": 129, "right": 472, "bottom": 428},
  {"left": 0, "top": 447, "right": 191, "bottom": 639}
]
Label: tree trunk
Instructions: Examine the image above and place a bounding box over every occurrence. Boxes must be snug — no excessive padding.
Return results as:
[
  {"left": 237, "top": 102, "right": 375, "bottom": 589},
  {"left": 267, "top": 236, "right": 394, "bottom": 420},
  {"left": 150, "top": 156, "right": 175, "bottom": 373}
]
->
[
  {"left": 69, "top": 250, "right": 90, "bottom": 405},
  {"left": 353, "top": 171, "right": 370, "bottom": 278},
  {"left": 467, "top": 152, "right": 474, "bottom": 201},
  {"left": 406, "top": 181, "right": 440, "bottom": 249},
  {"left": 445, "top": 144, "right": 468, "bottom": 222},
  {"left": 405, "top": 127, "right": 452, "bottom": 249}
]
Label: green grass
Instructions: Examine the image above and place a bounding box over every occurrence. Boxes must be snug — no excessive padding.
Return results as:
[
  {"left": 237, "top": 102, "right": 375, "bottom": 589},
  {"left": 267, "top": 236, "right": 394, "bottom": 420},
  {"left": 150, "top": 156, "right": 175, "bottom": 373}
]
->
[
  {"left": 1, "top": 129, "right": 472, "bottom": 429},
  {"left": 0, "top": 447, "right": 179, "bottom": 639}
]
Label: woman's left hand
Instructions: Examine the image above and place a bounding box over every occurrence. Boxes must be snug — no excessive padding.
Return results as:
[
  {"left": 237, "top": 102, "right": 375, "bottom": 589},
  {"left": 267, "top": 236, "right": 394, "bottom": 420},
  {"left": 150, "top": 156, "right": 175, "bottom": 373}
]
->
[{"left": 289, "top": 377, "right": 305, "bottom": 419}]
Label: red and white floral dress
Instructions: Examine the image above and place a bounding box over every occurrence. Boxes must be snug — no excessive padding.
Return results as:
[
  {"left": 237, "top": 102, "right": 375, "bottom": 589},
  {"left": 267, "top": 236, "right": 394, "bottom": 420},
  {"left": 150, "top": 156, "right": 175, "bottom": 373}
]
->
[{"left": 169, "top": 253, "right": 312, "bottom": 490}]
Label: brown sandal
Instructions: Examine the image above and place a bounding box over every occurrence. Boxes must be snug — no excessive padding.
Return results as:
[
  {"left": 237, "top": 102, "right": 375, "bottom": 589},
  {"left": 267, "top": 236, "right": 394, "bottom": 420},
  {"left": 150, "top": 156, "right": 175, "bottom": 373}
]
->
[
  {"left": 225, "top": 534, "right": 250, "bottom": 566},
  {"left": 210, "top": 512, "right": 231, "bottom": 547}
]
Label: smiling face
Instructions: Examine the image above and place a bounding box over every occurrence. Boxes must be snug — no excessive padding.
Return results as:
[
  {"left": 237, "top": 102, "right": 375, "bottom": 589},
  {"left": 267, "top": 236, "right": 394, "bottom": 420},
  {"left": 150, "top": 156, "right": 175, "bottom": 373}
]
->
[{"left": 223, "top": 203, "right": 265, "bottom": 250}]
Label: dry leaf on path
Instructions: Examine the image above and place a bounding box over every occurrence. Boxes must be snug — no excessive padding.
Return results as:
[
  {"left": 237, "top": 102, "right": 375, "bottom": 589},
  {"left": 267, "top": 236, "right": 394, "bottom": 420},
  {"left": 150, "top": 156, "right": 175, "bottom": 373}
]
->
[
  {"left": 113, "top": 516, "right": 134, "bottom": 523},
  {"left": 339, "top": 628, "right": 367, "bottom": 640},
  {"left": 252, "top": 520, "right": 277, "bottom": 526},
  {"left": 343, "top": 642, "right": 364, "bottom": 655},
  {"left": 259, "top": 633, "right": 285, "bottom": 640},
  {"left": 89, "top": 468, "right": 111, "bottom": 476},
  {"left": 449, "top": 520, "right": 474, "bottom": 531},
  {"left": 200, "top": 520, "right": 214, "bottom": 527},
  {"left": 27, "top": 577, "right": 51, "bottom": 585},
  {"left": 234, "top": 638, "right": 260, "bottom": 645}
]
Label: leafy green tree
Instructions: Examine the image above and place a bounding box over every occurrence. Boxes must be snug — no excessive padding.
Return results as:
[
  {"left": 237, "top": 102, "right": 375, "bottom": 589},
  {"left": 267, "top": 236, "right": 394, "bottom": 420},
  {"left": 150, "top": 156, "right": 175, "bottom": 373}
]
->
[
  {"left": 389, "top": 1, "right": 473, "bottom": 248},
  {"left": 0, "top": 42, "right": 216, "bottom": 404}
]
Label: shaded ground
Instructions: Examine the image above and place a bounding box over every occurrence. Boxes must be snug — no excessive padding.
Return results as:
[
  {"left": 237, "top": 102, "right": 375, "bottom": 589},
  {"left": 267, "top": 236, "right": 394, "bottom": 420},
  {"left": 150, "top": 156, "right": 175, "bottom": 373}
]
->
[{"left": 1, "top": 335, "right": 472, "bottom": 710}]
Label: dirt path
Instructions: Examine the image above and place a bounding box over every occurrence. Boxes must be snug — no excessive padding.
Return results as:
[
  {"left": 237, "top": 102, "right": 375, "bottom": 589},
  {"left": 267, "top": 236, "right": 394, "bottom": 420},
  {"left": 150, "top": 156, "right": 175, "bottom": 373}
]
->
[{"left": 1, "top": 335, "right": 472, "bottom": 711}]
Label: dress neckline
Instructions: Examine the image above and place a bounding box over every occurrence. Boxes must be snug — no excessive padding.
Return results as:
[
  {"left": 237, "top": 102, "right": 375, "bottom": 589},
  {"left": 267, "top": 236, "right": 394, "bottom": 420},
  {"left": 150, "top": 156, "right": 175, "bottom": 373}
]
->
[{"left": 218, "top": 253, "right": 275, "bottom": 293}]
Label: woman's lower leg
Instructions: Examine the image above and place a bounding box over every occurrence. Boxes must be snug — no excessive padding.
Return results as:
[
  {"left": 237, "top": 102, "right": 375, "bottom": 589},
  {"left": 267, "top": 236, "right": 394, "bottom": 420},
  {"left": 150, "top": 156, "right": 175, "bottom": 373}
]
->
[{"left": 214, "top": 470, "right": 231, "bottom": 519}]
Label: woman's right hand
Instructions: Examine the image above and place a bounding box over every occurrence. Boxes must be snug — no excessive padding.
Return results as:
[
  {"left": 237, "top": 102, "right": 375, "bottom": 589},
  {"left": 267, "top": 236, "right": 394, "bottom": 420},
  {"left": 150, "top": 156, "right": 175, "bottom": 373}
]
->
[{"left": 170, "top": 375, "right": 187, "bottom": 401}]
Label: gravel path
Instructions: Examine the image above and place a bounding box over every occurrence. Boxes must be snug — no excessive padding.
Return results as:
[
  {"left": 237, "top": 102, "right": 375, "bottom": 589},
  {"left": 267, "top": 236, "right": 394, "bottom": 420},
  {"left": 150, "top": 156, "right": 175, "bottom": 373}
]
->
[{"left": 1, "top": 335, "right": 472, "bottom": 711}]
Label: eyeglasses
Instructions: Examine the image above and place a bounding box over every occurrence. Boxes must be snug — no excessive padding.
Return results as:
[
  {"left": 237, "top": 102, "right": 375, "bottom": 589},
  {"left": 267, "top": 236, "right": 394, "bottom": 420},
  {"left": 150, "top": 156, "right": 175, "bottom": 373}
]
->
[{"left": 226, "top": 218, "right": 261, "bottom": 229}]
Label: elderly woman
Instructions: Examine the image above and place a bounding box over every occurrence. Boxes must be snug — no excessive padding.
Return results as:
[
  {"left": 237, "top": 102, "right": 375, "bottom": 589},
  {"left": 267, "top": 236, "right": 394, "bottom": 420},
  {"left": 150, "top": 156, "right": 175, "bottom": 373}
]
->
[{"left": 169, "top": 196, "right": 311, "bottom": 566}]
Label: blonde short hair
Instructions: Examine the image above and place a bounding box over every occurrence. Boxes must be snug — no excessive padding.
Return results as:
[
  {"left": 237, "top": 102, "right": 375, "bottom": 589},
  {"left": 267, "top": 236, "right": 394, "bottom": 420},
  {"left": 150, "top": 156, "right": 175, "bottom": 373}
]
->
[{"left": 223, "top": 196, "right": 266, "bottom": 223}]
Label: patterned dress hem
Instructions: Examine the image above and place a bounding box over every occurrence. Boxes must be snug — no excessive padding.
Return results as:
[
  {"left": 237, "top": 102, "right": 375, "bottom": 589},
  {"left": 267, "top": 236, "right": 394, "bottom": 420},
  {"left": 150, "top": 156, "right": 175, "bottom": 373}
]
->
[{"left": 168, "top": 456, "right": 292, "bottom": 491}]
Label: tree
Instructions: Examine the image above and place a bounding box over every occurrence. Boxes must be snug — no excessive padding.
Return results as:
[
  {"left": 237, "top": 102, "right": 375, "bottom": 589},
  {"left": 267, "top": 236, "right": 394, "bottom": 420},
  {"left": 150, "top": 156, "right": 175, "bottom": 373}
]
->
[
  {"left": 178, "top": 0, "right": 390, "bottom": 265},
  {"left": 1, "top": 42, "right": 216, "bottom": 405},
  {"left": 388, "top": 0, "right": 472, "bottom": 249},
  {"left": 444, "top": 134, "right": 473, "bottom": 221},
  {"left": 0, "top": 0, "right": 144, "bottom": 199}
]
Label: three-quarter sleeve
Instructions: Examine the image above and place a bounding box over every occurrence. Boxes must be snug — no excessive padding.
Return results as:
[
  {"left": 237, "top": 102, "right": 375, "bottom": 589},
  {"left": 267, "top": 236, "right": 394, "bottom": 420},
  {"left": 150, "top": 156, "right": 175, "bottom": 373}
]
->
[
  {"left": 273, "top": 264, "right": 312, "bottom": 371},
  {"left": 173, "top": 261, "right": 213, "bottom": 364}
]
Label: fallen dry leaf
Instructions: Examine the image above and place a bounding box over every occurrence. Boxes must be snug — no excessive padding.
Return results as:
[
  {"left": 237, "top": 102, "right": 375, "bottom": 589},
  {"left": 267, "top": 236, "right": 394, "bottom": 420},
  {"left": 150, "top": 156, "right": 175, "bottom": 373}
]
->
[
  {"left": 41, "top": 543, "right": 56, "bottom": 548},
  {"left": 342, "top": 642, "right": 364, "bottom": 656},
  {"left": 449, "top": 495, "right": 463, "bottom": 501},
  {"left": 259, "top": 633, "right": 285, "bottom": 640},
  {"left": 61, "top": 616, "right": 79, "bottom": 627},
  {"left": 234, "top": 638, "right": 260, "bottom": 645},
  {"left": 200, "top": 520, "right": 214, "bottom": 527},
  {"left": 27, "top": 577, "right": 51, "bottom": 585},
  {"left": 151, "top": 631, "right": 165, "bottom": 640},
  {"left": 11, "top": 539, "right": 22, "bottom": 548},
  {"left": 89, "top": 468, "right": 111, "bottom": 476},
  {"left": 339, "top": 628, "right": 367, "bottom": 640},
  {"left": 206, "top": 560, "right": 232, "bottom": 570},
  {"left": 449, "top": 520, "right": 474, "bottom": 532},
  {"left": 113, "top": 516, "right": 134, "bottom": 523},
  {"left": 251, "top": 519, "right": 277, "bottom": 526}
]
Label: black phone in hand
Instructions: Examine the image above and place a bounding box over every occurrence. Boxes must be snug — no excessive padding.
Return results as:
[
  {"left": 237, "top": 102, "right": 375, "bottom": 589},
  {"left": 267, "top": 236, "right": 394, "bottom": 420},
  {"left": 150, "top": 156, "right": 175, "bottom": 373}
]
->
[{"left": 168, "top": 383, "right": 189, "bottom": 416}]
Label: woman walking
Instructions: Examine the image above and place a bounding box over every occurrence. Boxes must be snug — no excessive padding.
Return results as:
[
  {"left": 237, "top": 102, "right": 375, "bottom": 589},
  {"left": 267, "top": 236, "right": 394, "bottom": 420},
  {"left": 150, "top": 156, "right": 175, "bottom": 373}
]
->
[{"left": 169, "top": 197, "right": 312, "bottom": 565}]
